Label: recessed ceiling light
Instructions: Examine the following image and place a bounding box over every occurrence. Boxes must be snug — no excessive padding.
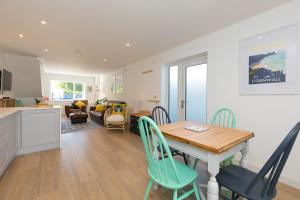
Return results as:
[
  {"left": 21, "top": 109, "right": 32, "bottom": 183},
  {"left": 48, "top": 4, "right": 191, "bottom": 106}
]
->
[
  {"left": 103, "top": 59, "right": 108, "bottom": 62},
  {"left": 41, "top": 20, "right": 47, "bottom": 25},
  {"left": 257, "top": 36, "right": 263, "bottom": 40},
  {"left": 44, "top": 49, "right": 48, "bottom": 52},
  {"left": 125, "top": 43, "right": 131, "bottom": 47},
  {"left": 18, "top": 34, "right": 24, "bottom": 38}
]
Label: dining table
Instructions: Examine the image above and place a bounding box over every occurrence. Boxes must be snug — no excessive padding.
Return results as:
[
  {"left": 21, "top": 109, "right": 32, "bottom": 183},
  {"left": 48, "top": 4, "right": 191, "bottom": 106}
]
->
[{"left": 159, "top": 121, "right": 254, "bottom": 200}]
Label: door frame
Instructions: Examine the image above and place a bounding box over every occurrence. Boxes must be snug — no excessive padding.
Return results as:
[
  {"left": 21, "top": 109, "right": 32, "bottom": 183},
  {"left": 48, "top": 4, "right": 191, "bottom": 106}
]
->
[{"left": 167, "top": 54, "right": 207, "bottom": 122}]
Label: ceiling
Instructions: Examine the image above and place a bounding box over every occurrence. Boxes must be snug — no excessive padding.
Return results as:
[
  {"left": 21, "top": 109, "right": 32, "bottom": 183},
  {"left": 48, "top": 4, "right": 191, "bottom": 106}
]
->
[{"left": 0, "top": 0, "right": 291, "bottom": 76}]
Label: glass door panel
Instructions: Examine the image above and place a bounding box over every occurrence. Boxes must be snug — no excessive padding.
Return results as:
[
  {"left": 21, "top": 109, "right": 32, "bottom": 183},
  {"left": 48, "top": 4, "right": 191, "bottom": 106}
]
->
[
  {"left": 185, "top": 64, "right": 207, "bottom": 123},
  {"left": 168, "top": 66, "right": 178, "bottom": 122}
]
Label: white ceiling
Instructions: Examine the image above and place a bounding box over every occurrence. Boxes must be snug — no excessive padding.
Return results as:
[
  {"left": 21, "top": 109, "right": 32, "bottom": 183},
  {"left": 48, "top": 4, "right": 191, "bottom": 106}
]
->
[{"left": 0, "top": 0, "right": 291, "bottom": 76}]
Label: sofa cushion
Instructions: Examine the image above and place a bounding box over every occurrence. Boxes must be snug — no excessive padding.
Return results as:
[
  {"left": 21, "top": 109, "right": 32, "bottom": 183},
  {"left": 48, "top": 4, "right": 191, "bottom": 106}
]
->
[
  {"left": 95, "top": 104, "right": 106, "bottom": 112},
  {"left": 75, "top": 100, "right": 86, "bottom": 109},
  {"left": 106, "top": 114, "right": 124, "bottom": 123},
  {"left": 71, "top": 102, "right": 79, "bottom": 109}
]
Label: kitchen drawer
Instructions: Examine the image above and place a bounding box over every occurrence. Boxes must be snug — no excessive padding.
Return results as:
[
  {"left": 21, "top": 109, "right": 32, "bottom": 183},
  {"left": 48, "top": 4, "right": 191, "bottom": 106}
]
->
[{"left": 0, "top": 126, "right": 9, "bottom": 176}]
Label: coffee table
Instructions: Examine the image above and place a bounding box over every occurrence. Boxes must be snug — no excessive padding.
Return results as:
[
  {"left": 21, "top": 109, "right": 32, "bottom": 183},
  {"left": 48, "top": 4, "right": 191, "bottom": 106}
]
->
[{"left": 69, "top": 111, "right": 88, "bottom": 124}]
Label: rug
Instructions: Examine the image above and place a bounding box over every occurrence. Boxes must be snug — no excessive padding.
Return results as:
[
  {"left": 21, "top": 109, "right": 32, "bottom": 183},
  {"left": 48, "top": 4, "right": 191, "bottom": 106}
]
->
[{"left": 61, "top": 119, "right": 100, "bottom": 134}]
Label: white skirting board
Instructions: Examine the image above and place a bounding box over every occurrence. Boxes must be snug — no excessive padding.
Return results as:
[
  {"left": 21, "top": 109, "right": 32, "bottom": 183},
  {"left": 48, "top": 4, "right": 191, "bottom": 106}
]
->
[{"left": 17, "top": 142, "right": 60, "bottom": 155}]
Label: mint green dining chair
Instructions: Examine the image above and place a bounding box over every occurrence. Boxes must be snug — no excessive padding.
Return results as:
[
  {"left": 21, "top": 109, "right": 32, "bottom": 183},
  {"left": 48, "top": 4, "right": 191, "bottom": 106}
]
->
[
  {"left": 193, "top": 108, "right": 236, "bottom": 169},
  {"left": 138, "top": 116, "right": 201, "bottom": 200},
  {"left": 211, "top": 108, "right": 236, "bottom": 167},
  {"left": 210, "top": 108, "right": 236, "bottom": 129}
]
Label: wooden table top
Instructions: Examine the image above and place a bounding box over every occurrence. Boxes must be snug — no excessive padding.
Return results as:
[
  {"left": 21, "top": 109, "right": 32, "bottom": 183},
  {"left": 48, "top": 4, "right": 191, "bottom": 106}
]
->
[
  {"left": 131, "top": 112, "right": 151, "bottom": 117},
  {"left": 159, "top": 121, "right": 254, "bottom": 154}
]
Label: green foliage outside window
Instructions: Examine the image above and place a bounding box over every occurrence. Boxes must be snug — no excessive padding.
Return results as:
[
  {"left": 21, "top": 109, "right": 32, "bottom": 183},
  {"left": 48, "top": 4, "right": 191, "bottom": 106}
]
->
[{"left": 51, "top": 80, "right": 85, "bottom": 100}]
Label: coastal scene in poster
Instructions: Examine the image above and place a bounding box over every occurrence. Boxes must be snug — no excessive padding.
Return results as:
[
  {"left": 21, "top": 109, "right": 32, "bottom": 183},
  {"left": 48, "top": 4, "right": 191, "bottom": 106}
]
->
[{"left": 248, "top": 50, "right": 286, "bottom": 85}]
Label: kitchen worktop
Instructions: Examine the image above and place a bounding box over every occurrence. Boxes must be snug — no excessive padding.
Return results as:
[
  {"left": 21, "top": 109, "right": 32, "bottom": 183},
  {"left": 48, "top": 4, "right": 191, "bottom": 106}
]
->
[{"left": 0, "top": 106, "right": 60, "bottom": 119}]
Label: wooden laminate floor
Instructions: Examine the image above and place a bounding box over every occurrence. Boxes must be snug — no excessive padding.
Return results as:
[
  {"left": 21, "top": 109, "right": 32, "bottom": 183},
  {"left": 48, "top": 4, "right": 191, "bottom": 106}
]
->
[{"left": 0, "top": 126, "right": 299, "bottom": 200}]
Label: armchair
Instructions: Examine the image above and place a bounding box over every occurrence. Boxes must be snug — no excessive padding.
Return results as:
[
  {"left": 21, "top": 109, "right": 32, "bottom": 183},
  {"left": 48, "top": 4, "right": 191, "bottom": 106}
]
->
[
  {"left": 104, "top": 107, "right": 128, "bottom": 133},
  {"left": 89, "top": 100, "right": 126, "bottom": 125},
  {"left": 65, "top": 100, "right": 88, "bottom": 117}
]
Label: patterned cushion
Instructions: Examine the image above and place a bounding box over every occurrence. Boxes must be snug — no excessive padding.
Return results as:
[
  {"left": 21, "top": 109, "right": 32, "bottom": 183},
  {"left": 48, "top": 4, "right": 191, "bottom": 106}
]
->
[{"left": 112, "top": 104, "right": 126, "bottom": 114}]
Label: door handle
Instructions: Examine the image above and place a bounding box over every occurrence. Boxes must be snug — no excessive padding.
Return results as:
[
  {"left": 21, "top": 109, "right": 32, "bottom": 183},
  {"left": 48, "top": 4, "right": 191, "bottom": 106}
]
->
[{"left": 181, "top": 100, "right": 185, "bottom": 108}]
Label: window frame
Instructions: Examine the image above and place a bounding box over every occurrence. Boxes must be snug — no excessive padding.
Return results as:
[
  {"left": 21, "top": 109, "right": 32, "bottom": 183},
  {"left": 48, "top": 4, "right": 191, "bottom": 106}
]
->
[{"left": 50, "top": 80, "right": 86, "bottom": 101}]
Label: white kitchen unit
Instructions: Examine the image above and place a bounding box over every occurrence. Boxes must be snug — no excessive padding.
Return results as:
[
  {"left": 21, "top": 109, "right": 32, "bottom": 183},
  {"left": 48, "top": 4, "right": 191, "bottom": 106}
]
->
[
  {"left": 0, "top": 111, "right": 18, "bottom": 176},
  {"left": 0, "top": 107, "right": 60, "bottom": 177},
  {"left": 18, "top": 108, "right": 61, "bottom": 155}
]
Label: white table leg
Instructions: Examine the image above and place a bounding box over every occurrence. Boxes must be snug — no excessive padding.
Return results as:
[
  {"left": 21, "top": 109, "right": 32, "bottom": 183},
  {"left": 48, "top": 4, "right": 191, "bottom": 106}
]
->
[
  {"left": 207, "top": 175, "right": 219, "bottom": 200},
  {"left": 207, "top": 153, "right": 220, "bottom": 200},
  {"left": 240, "top": 141, "right": 249, "bottom": 168}
]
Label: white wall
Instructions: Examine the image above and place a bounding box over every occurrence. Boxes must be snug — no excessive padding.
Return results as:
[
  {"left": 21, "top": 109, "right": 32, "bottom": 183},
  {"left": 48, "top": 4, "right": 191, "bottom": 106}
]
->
[
  {"left": 101, "top": 0, "right": 300, "bottom": 188},
  {"left": 0, "top": 52, "right": 42, "bottom": 98},
  {"left": 41, "top": 73, "right": 96, "bottom": 114}
]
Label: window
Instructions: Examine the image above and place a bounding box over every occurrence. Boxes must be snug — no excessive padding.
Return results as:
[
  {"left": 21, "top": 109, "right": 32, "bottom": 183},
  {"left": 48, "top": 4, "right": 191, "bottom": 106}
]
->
[{"left": 50, "top": 80, "right": 85, "bottom": 100}]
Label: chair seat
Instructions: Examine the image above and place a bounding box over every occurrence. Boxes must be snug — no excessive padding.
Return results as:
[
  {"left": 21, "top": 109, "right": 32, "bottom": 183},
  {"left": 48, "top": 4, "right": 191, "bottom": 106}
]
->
[
  {"left": 106, "top": 114, "right": 124, "bottom": 123},
  {"left": 216, "top": 165, "right": 277, "bottom": 200},
  {"left": 148, "top": 159, "right": 197, "bottom": 190}
]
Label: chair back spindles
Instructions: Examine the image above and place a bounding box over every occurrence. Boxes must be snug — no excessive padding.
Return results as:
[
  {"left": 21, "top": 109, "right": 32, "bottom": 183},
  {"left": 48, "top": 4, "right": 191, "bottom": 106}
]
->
[
  {"left": 152, "top": 106, "right": 171, "bottom": 126},
  {"left": 211, "top": 108, "right": 236, "bottom": 128},
  {"left": 138, "top": 116, "right": 181, "bottom": 185},
  {"left": 245, "top": 122, "right": 300, "bottom": 198},
  {"left": 152, "top": 106, "right": 189, "bottom": 165}
]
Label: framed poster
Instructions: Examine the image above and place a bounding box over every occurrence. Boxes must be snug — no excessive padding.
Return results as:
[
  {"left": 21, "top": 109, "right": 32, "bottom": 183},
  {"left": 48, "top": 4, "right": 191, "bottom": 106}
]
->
[{"left": 239, "top": 23, "right": 299, "bottom": 94}]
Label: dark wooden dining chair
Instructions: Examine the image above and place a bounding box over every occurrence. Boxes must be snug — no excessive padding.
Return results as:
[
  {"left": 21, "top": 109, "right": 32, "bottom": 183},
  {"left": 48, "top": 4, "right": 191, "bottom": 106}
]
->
[
  {"left": 216, "top": 122, "right": 300, "bottom": 200},
  {"left": 152, "top": 106, "right": 189, "bottom": 165}
]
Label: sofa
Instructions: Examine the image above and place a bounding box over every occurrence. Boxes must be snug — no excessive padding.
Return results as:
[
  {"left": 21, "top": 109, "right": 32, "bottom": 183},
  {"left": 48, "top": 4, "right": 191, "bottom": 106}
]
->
[
  {"left": 65, "top": 100, "right": 88, "bottom": 117},
  {"left": 90, "top": 100, "right": 126, "bottom": 125}
]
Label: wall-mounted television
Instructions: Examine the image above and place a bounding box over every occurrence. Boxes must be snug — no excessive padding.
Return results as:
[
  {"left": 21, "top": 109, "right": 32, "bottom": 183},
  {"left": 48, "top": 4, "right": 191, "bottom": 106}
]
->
[{"left": 0, "top": 69, "right": 12, "bottom": 91}]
